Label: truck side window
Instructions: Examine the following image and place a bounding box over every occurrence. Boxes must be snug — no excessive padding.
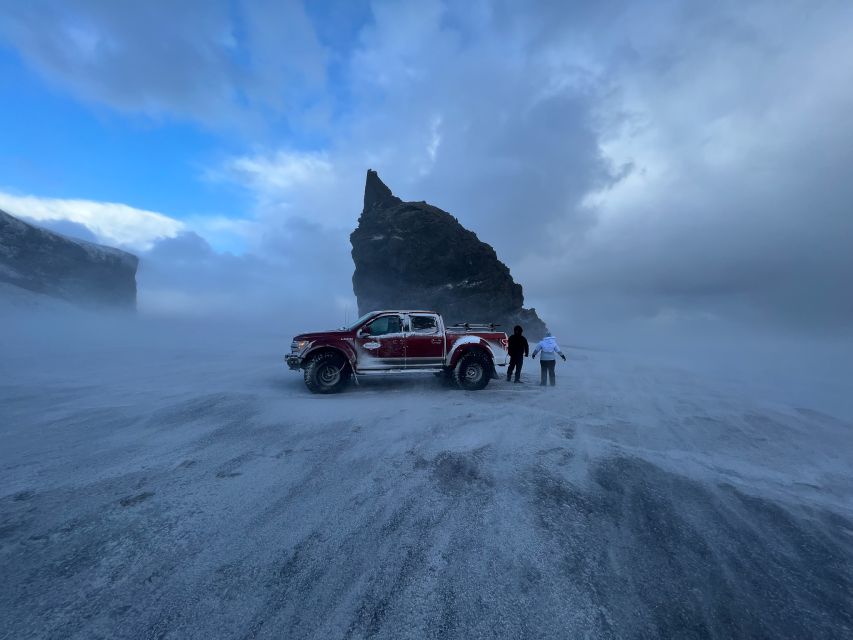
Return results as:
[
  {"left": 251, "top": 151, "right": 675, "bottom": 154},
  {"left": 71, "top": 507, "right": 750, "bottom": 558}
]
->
[
  {"left": 366, "top": 315, "right": 403, "bottom": 336},
  {"left": 410, "top": 315, "right": 438, "bottom": 334}
]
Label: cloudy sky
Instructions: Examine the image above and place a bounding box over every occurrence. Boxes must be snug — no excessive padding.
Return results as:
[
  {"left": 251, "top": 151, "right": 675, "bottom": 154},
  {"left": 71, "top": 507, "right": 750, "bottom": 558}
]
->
[{"left": 1, "top": 0, "right": 851, "bottom": 335}]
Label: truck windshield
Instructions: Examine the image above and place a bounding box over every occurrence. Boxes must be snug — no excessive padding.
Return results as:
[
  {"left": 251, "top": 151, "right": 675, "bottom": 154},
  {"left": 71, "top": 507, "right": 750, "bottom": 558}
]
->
[{"left": 342, "top": 312, "right": 378, "bottom": 331}]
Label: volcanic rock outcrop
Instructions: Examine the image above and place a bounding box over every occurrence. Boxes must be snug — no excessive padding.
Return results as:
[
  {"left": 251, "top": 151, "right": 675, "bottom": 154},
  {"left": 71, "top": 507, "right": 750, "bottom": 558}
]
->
[
  {"left": 351, "top": 170, "right": 548, "bottom": 337},
  {"left": 0, "top": 209, "right": 139, "bottom": 308}
]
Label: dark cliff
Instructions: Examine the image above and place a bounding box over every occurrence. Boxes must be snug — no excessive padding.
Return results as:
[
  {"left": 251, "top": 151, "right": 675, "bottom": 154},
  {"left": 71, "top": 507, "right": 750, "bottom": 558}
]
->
[
  {"left": 0, "top": 209, "right": 139, "bottom": 308},
  {"left": 350, "top": 170, "right": 548, "bottom": 338}
]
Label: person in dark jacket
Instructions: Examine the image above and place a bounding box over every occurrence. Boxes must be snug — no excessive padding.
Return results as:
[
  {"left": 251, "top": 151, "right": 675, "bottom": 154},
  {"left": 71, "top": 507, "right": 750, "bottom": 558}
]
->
[{"left": 506, "top": 325, "right": 529, "bottom": 383}]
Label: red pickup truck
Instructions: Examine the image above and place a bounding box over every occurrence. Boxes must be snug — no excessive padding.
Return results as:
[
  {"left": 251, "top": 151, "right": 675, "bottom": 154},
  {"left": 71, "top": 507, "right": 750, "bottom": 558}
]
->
[{"left": 285, "top": 310, "right": 509, "bottom": 393}]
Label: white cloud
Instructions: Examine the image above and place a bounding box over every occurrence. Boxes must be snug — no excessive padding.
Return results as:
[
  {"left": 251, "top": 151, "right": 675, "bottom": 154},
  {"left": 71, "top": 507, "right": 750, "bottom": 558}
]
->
[
  {"left": 419, "top": 114, "right": 443, "bottom": 176},
  {"left": 0, "top": 0, "right": 330, "bottom": 126},
  {"left": 220, "top": 151, "right": 335, "bottom": 196},
  {"left": 183, "top": 215, "right": 262, "bottom": 254},
  {"left": 209, "top": 149, "right": 365, "bottom": 236},
  {"left": 0, "top": 191, "right": 185, "bottom": 251}
]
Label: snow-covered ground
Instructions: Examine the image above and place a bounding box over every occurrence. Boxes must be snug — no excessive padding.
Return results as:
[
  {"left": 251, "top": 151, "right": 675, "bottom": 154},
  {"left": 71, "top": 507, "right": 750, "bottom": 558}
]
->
[{"left": 1, "top": 314, "right": 851, "bottom": 639}]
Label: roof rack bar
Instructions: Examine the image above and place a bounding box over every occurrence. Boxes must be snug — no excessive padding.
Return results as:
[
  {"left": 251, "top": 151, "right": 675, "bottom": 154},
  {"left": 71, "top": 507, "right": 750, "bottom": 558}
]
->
[{"left": 448, "top": 322, "right": 501, "bottom": 330}]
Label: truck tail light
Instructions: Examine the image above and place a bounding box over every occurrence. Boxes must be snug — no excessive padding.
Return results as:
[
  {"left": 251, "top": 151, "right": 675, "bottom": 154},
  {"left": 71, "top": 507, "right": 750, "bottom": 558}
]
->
[{"left": 500, "top": 337, "right": 508, "bottom": 349}]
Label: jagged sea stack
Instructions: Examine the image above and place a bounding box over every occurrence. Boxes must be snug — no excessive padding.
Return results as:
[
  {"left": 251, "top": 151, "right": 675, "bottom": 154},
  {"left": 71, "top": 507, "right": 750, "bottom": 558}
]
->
[
  {"left": 0, "top": 209, "right": 139, "bottom": 308},
  {"left": 350, "top": 170, "right": 548, "bottom": 338}
]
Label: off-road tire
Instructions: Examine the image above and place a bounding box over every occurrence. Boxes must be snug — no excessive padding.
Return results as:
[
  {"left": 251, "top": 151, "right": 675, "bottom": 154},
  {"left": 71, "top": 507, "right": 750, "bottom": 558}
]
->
[
  {"left": 304, "top": 351, "right": 351, "bottom": 394},
  {"left": 453, "top": 351, "right": 491, "bottom": 391}
]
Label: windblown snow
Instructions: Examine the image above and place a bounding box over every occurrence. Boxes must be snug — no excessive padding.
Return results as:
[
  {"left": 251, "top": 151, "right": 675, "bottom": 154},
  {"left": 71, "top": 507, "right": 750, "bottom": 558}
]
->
[{"left": 1, "top": 312, "right": 851, "bottom": 639}]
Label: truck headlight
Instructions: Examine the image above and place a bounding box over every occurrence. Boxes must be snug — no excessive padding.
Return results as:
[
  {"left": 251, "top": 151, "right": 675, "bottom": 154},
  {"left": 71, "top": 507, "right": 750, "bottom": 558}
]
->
[{"left": 292, "top": 339, "right": 311, "bottom": 353}]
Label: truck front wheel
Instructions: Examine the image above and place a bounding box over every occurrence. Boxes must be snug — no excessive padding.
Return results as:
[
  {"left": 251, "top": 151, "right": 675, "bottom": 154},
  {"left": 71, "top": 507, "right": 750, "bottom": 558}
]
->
[
  {"left": 453, "top": 351, "right": 491, "bottom": 391},
  {"left": 304, "top": 352, "right": 351, "bottom": 394}
]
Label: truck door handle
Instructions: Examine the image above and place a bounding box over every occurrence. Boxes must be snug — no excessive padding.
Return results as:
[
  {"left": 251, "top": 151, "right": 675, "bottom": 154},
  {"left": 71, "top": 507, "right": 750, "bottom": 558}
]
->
[{"left": 431, "top": 338, "right": 442, "bottom": 344}]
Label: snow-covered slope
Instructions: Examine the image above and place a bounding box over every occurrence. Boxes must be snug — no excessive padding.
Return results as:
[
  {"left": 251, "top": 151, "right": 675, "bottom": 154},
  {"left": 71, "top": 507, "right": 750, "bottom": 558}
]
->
[
  {"left": 1, "top": 315, "right": 851, "bottom": 639},
  {"left": 0, "top": 209, "right": 138, "bottom": 308}
]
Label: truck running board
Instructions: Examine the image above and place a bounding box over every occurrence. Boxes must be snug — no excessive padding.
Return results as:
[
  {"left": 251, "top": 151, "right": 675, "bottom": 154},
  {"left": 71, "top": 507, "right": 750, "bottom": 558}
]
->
[{"left": 355, "top": 368, "right": 444, "bottom": 376}]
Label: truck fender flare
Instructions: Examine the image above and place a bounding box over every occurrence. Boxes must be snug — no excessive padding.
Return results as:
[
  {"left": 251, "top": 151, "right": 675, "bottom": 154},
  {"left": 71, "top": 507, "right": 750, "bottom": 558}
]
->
[
  {"left": 448, "top": 336, "right": 495, "bottom": 369},
  {"left": 302, "top": 343, "right": 356, "bottom": 369}
]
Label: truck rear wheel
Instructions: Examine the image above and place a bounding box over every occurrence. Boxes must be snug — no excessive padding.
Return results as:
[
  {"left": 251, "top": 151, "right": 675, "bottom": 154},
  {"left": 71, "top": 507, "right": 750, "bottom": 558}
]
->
[
  {"left": 453, "top": 351, "right": 491, "bottom": 391},
  {"left": 304, "top": 352, "right": 351, "bottom": 394}
]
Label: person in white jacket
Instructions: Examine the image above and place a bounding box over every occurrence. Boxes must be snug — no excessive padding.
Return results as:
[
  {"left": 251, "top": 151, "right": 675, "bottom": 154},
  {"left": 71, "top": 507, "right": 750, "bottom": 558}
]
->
[{"left": 531, "top": 333, "right": 566, "bottom": 386}]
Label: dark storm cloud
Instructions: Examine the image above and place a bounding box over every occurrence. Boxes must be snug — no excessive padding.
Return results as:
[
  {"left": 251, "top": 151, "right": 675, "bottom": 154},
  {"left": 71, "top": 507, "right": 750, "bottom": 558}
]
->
[
  {"left": 137, "top": 223, "right": 354, "bottom": 322},
  {"left": 333, "top": 0, "right": 853, "bottom": 332},
  {"left": 519, "top": 0, "right": 853, "bottom": 330},
  {"left": 136, "top": 232, "right": 272, "bottom": 315},
  {"left": 232, "top": 0, "right": 853, "bottom": 331}
]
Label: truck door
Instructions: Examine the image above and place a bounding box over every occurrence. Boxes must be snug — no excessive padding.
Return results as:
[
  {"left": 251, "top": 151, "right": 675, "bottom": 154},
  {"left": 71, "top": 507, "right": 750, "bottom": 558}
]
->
[
  {"left": 404, "top": 313, "right": 445, "bottom": 368},
  {"left": 355, "top": 313, "right": 407, "bottom": 369}
]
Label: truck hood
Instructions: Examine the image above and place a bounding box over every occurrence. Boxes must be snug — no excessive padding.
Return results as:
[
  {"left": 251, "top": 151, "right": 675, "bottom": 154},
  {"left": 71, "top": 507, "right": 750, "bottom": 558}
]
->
[{"left": 293, "top": 329, "right": 353, "bottom": 341}]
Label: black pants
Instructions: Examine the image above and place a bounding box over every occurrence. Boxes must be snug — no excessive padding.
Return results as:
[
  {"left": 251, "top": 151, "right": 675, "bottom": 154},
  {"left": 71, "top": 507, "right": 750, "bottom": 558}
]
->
[
  {"left": 540, "top": 360, "right": 556, "bottom": 386},
  {"left": 507, "top": 355, "right": 524, "bottom": 381}
]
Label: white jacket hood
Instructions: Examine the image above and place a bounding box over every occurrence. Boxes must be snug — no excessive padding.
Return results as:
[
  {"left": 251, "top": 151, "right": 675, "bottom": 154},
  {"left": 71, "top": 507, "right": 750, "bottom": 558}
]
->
[
  {"left": 533, "top": 335, "right": 562, "bottom": 361},
  {"left": 539, "top": 336, "right": 558, "bottom": 352}
]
